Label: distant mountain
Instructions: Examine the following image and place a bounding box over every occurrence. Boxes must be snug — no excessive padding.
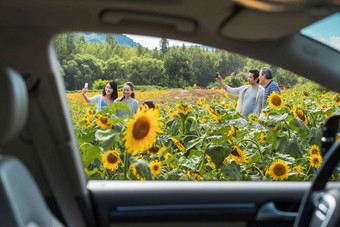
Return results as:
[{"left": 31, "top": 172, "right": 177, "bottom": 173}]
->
[{"left": 77, "top": 33, "right": 138, "bottom": 48}]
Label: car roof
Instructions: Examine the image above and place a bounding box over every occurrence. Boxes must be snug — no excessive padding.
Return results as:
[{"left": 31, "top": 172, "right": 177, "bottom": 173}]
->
[{"left": 1, "top": 0, "right": 339, "bottom": 92}]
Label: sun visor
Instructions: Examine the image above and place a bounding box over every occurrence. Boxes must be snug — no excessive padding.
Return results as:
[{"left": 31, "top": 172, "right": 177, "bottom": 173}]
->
[{"left": 101, "top": 10, "right": 197, "bottom": 34}]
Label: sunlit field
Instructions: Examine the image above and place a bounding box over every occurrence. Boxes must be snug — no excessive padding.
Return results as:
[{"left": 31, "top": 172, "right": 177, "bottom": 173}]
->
[{"left": 67, "top": 84, "right": 340, "bottom": 181}]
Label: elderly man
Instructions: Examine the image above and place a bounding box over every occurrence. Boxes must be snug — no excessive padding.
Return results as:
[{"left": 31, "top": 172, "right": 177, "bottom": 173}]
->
[
  {"left": 216, "top": 69, "right": 264, "bottom": 121},
  {"left": 259, "top": 67, "right": 280, "bottom": 107}
]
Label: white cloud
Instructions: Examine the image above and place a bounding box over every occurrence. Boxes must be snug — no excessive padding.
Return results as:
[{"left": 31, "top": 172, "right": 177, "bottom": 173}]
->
[
  {"left": 125, "top": 34, "right": 197, "bottom": 49},
  {"left": 329, "top": 36, "right": 340, "bottom": 51}
]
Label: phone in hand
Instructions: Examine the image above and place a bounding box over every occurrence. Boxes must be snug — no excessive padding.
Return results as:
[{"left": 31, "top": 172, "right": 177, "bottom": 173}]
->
[
  {"left": 84, "top": 83, "right": 88, "bottom": 88},
  {"left": 215, "top": 72, "right": 219, "bottom": 78}
]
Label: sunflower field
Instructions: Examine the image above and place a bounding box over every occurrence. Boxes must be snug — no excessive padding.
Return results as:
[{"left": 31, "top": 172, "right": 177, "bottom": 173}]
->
[{"left": 68, "top": 84, "right": 340, "bottom": 181}]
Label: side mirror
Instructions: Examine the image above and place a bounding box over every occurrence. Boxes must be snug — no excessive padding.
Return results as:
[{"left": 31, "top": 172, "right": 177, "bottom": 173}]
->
[{"left": 322, "top": 114, "right": 340, "bottom": 156}]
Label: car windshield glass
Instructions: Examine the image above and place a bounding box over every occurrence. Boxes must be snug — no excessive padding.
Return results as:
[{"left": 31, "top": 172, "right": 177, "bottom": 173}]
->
[
  {"left": 300, "top": 13, "right": 340, "bottom": 52},
  {"left": 57, "top": 32, "right": 340, "bottom": 182}
]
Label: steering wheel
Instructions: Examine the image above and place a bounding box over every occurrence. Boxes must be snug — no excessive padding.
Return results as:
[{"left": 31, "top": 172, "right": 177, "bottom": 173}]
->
[{"left": 294, "top": 141, "right": 340, "bottom": 227}]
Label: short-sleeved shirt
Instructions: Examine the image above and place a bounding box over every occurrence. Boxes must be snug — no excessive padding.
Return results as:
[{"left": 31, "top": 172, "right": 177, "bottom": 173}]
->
[
  {"left": 242, "top": 86, "right": 258, "bottom": 121},
  {"left": 263, "top": 80, "right": 280, "bottom": 107},
  {"left": 115, "top": 98, "right": 139, "bottom": 118},
  {"left": 89, "top": 95, "right": 104, "bottom": 112}
]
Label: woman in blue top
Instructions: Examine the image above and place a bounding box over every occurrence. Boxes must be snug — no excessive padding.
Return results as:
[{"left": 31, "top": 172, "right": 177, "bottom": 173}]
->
[
  {"left": 115, "top": 82, "right": 139, "bottom": 118},
  {"left": 82, "top": 80, "right": 118, "bottom": 112}
]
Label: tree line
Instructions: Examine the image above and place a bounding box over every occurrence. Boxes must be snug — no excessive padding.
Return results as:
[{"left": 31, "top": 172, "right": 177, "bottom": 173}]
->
[{"left": 55, "top": 33, "right": 303, "bottom": 91}]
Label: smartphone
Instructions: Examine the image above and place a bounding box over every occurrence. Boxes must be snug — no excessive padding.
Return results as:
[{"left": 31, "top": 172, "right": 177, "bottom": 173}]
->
[
  {"left": 215, "top": 71, "right": 219, "bottom": 78},
  {"left": 84, "top": 83, "right": 88, "bottom": 88}
]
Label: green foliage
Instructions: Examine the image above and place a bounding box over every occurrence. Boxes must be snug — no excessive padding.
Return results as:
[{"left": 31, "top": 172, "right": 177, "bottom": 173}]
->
[
  {"left": 93, "top": 79, "right": 108, "bottom": 90},
  {"left": 55, "top": 32, "right": 312, "bottom": 91}
]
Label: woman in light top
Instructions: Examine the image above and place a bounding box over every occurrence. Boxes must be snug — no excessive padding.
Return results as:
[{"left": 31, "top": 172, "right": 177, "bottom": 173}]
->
[
  {"left": 82, "top": 80, "right": 118, "bottom": 112},
  {"left": 115, "top": 82, "right": 139, "bottom": 117}
]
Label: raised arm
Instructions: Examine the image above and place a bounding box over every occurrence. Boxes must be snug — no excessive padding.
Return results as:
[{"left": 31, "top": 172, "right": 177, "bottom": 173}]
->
[
  {"left": 82, "top": 87, "right": 91, "bottom": 103},
  {"left": 216, "top": 74, "right": 228, "bottom": 90}
]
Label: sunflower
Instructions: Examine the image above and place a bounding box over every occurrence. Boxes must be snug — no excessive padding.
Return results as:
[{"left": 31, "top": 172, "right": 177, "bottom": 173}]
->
[
  {"left": 123, "top": 109, "right": 163, "bottom": 154},
  {"left": 164, "top": 152, "right": 172, "bottom": 160},
  {"left": 102, "top": 150, "right": 120, "bottom": 170},
  {"left": 267, "top": 91, "right": 285, "bottom": 110},
  {"left": 293, "top": 107, "right": 308, "bottom": 125},
  {"left": 155, "top": 104, "right": 160, "bottom": 110},
  {"left": 147, "top": 145, "right": 166, "bottom": 155},
  {"left": 309, "top": 145, "right": 320, "bottom": 156},
  {"left": 226, "top": 128, "right": 236, "bottom": 141},
  {"left": 266, "top": 159, "right": 290, "bottom": 181},
  {"left": 248, "top": 113, "right": 259, "bottom": 124},
  {"left": 193, "top": 173, "right": 201, "bottom": 181},
  {"left": 258, "top": 134, "right": 267, "bottom": 143},
  {"left": 175, "top": 104, "right": 191, "bottom": 115},
  {"left": 130, "top": 164, "right": 142, "bottom": 180},
  {"left": 171, "top": 113, "right": 179, "bottom": 119},
  {"left": 171, "top": 138, "right": 185, "bottom": 152},
  {"left": 333, "top": 95, "right": 340, "bottom": 104},
  {"left": 317, "top": 103, "right": 329, "bottom": 109},
  {"left": 150, "top": 160, "right": 162, "bottom": 178},
  {"left": 227, "top": 145, "right": 247, "bottom": 163},
  {"left": 199, "top": 97, "right": 204, "bottom": 103},
  {"left": 293, "top": 166, "right": 304, "bottom": 174},
  {"left": 138, "top": 105, "right": 146, "bottom": 112},
  {"left": 310, "top": 154, "right": 322, "bottom": 168},
  {"left": 196, "top": 102, "right": 203, "bottom": 108},
  {"left": 81, "top": 117, "right": 89, "bottom": 125},
  {"left": 86, "top": 108, "right": 95, "bottom": 118},
  {"left": 206, "top": 155, "right": 216, "bottom": 169},
  {"left": 97, "top": 115, "right": 112, "bottom": 129},
  {"left": 223, "top": 104, "right": 230, "bottom": 109},
  {"left": 302, "top": 91, "right": 309, "bottom": 97}
]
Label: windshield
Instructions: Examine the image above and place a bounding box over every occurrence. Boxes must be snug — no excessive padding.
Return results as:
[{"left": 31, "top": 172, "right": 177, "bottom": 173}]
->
[{"left": 300, "top": 13, "right": 340, "bottom": 52}]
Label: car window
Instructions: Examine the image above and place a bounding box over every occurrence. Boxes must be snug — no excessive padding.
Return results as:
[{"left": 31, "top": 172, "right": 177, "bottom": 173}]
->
[
  {"left": 300, "top": 13, "right": 340, "bottom": 52},
  {"left": 56, "top": 32, "right": 340, "bottom": 182}
]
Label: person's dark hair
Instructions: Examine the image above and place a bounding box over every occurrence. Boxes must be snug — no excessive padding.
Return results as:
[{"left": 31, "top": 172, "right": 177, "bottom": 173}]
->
[
  {"left": 102, "top": 80, "right": 118, "bottom": 100},
  {"left": 249, "top": 69, "right": 259, "bottom": 83},
  {"left": 143, "top": 101, "right": 155, "bottom": 109},
  {"left": 260, "top": 67, "right": 273, "bottom": 79},
  {"left": 119, "top": 82, "right": 135, "bottom": 101}
]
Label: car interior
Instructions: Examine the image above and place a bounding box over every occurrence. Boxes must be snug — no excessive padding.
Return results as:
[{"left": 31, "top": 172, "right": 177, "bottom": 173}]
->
[{"left": 0, "top": 0, "right": 340, "bottom": 226}]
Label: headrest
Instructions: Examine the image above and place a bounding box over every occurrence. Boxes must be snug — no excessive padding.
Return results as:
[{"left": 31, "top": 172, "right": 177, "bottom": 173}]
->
[{"left": 0, "top": 66, "right": 28, "bottom": 145}]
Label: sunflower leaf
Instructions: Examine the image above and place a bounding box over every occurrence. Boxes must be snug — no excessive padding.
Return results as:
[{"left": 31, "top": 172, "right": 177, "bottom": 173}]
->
[
  {"left": 95, "top": 129, "right": 121, "bottom": 150},
  {"left": 179, "top": 156, "right": 201, "bottom": 171},
  {"left": 167, "top": 118, "right": 180, "bottom": 135},
  {"left": 226, "top": 118, "right": 248, "bottom": 128},
  {"left": 205, "top": 144, "right": 230, "bottom": 167},
  {"left": 285, "top": 138, "right": 303, "bottom": 159},
  {"left": 276, "top": 135, "right": 289, "bottom": 154},
  {"left": 129, "top": 156, "right": 152, "bottom": 180},
  {"left": 303, "top": 127, "right": 322, "bottom": 147},
  {"left": 82, "top": 146, "right": 102, "bottom": 168},
  {"left": 220, "top": 162, "right": 242, "bottom": 180},
  {"left": 104, "top": 102, "right": 131, "bottom": 115}
]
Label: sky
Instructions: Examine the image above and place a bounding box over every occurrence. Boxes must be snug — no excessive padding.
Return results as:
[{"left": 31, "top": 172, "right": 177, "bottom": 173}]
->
[
  {"left": 300, "top": 13, "right": 340, "bottom": 51},
  {"left": 125, "top": 34, "right": 198, "bottom": 50}
]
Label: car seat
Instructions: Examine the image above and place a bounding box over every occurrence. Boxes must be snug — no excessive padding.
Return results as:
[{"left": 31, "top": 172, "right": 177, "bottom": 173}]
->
[{"left": 0, "top": 66, "right": 64, "bottom": 227}]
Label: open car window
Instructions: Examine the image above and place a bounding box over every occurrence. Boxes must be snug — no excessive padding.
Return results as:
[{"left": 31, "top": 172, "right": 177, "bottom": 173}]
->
[{"left": 57, "top": 32, "right": 340, "bottom": 182}]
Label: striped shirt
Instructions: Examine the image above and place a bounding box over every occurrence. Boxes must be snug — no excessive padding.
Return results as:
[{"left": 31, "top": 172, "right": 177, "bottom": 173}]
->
[{"left": 262, "top": 80, "right": 280, "bottom": 107}]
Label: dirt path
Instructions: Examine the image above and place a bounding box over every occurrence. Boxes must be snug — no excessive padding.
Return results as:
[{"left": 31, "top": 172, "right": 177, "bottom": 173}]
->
[{"left": 141, "top": 89, "right": 228, "bottom": 107}]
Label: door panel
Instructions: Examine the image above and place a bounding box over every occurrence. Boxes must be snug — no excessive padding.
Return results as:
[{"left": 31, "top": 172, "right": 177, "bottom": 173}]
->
[{"left": 88, "top": 181, "right": 315, "bottom": 226}]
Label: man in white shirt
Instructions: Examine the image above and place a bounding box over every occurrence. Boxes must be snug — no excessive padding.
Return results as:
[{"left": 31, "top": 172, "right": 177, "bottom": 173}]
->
[{"left": 216, "top": 69, "right": 264, "bottom": 121}]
